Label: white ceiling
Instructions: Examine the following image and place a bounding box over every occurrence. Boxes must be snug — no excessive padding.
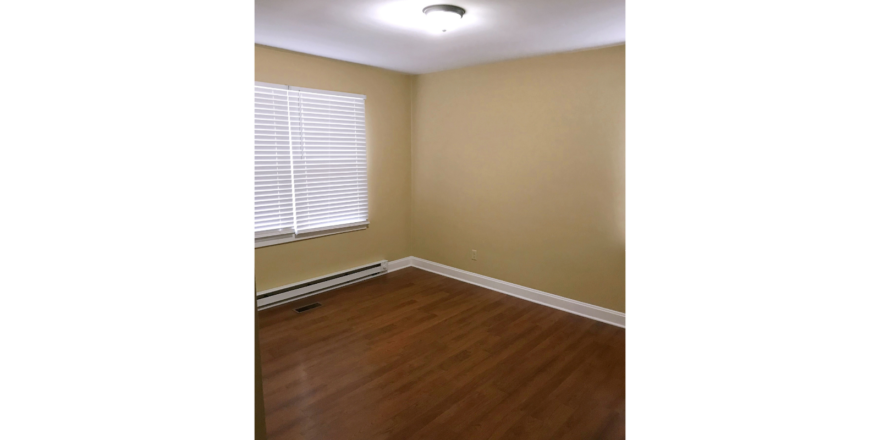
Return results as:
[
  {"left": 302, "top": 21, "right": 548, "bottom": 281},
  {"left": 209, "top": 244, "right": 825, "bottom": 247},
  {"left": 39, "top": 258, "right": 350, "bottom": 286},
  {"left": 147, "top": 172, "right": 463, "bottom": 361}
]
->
[{"left": 255, "top": 0, "right": 625, "bottom": 74}]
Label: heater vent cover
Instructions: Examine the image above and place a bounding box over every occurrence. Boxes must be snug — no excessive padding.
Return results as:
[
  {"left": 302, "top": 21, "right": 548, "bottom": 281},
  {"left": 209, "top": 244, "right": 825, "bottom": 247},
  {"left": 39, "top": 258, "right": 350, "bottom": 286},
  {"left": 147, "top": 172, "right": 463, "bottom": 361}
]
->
[
  {"left": 256, "top": 260, "right": 388, "bottom": 310},
  {"left": 295, "top": 303, "right": 322, "bottom": 313}
]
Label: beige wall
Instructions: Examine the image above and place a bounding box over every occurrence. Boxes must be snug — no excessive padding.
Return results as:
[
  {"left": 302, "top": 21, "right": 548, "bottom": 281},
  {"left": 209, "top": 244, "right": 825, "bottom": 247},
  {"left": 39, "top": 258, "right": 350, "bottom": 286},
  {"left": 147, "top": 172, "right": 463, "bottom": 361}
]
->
[
  {"left": 255, "top": 44, "right": 625, "bottom": 313},
  {"left": 254, "top": 45, "right": 413, "bottom": 292},
  {"left": 411, "top": 45, "right": 625, "bottom": 312}
]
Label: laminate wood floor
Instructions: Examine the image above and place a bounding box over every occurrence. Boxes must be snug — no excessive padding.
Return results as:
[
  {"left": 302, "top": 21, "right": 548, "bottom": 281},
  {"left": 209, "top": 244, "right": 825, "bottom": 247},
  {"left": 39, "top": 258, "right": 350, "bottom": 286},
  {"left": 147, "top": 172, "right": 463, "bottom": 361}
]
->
[{"left": 258, "top": 267, "right": 625, "bottom": 440}]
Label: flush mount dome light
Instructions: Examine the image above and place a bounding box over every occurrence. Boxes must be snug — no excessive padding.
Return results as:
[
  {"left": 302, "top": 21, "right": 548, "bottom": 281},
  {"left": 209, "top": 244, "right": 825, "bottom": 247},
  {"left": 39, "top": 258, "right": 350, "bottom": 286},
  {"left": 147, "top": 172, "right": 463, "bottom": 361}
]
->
[{"left": 423, "top": 4, "right": 466, "bottom": 33}]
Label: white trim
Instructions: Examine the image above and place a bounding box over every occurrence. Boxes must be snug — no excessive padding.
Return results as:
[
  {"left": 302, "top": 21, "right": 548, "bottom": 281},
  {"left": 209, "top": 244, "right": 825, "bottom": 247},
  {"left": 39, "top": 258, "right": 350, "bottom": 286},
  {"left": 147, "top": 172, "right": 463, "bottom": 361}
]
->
[
  {"left": 254, "top": 254, "right": 625, "bottom": 327},
  {"left": 410, "top": 257, "right": 625, "bottom": 328},
  {"left": 255, "top": 227, "right": 296, "bottom": 240},
  {"left": 256, "top": 260, "right": 388, "bottom": 309},
  {"left": 254, "top": 223, "right": 368, "bottom": 248},
  {"left": 295, "top": 220, "right": 370, "bottom": 235},
  {"left": 386, "top": 257, "right": 413, "bottom": 273},
  {"left": 254, "top": 81, "right": 366, "bottom": 99},
  {"left": 294, "top": 86, "right": 366, "bottom": 100},
  {"left": 254, "top": 81, "right": 287, "bottom": 90}
]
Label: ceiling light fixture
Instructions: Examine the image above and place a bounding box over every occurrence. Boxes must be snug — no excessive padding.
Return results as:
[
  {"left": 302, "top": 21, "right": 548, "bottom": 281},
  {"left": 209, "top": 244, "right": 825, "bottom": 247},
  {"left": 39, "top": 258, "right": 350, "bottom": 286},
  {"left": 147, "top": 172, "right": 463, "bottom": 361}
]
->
[{"left": 423, "top": 4, "right": 466, "bottom": 33}]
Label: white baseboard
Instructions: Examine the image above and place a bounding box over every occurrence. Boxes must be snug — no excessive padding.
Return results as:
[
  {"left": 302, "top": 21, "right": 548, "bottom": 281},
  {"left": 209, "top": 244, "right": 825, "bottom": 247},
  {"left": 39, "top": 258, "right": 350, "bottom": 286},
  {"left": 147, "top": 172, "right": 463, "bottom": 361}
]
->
[
  {"left": 406, "top": 257, "right": 625, "bottom": 328},
  {"left": 332, "top": 256, "right": 625, "bottom": 328},
  {"left": 387, "top": 256, "right": 413, "bottom": 273}
]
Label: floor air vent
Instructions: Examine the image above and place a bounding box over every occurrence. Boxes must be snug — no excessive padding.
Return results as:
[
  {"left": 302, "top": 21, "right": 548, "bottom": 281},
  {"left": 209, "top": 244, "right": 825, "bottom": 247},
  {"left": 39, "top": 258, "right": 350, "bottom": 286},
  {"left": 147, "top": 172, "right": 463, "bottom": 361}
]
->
[
  {"left": 256, "top": 260, "right": 388, "bottom": 310},
  {"left": 295, "top": 303, "right": 322, "bottom": 313}
]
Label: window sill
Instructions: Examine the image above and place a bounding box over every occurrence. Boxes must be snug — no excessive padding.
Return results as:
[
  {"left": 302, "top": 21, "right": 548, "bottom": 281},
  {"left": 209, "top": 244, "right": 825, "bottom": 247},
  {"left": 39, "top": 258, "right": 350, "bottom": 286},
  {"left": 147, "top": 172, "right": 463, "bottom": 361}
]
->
[{"left": 254, "top": 222, "right": 369, "bottom": 249}]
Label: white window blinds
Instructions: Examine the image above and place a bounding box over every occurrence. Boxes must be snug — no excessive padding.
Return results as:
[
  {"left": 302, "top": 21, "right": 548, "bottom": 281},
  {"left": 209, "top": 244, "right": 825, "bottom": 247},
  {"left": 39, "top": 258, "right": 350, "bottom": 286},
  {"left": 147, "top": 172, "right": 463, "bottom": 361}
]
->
[
  {"left": 255, "top": 83, "right": 296, "bottom": 236},
  {"left": 294, "top": 89, "right": 367, "bottom": 233},
  {"left": 254, "top": 82, "right": 368, "bottom": 238}
]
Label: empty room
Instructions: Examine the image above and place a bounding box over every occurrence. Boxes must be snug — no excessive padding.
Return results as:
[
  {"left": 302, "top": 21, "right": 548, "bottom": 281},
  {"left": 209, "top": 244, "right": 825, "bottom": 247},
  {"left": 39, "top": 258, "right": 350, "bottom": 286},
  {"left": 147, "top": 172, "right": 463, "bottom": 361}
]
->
[{"left": 254, "top": 1, "right": 625, "bottom": 438}]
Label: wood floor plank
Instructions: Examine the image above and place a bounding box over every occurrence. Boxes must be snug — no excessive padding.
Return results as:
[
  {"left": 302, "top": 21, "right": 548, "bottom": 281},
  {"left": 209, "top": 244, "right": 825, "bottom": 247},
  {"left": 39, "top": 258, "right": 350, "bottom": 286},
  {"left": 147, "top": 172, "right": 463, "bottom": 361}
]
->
[{"left": 259, "top": 267, "right": 625, "bottom": 440}]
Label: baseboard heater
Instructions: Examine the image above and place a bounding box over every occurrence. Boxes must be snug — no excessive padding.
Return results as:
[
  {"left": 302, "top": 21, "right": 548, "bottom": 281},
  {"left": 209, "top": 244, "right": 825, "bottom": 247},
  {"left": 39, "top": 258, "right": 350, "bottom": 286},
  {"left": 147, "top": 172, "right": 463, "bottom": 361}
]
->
[{"left": 256, "top": 260, "right": 388, "bottom": 310}]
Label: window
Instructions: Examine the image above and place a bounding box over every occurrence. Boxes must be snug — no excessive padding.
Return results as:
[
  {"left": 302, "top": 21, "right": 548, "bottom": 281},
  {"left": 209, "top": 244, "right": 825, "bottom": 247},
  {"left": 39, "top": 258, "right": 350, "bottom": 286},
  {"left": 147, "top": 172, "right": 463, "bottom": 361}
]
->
[{"left": 254, "top": 82, "right": 368, "bottom": 246}]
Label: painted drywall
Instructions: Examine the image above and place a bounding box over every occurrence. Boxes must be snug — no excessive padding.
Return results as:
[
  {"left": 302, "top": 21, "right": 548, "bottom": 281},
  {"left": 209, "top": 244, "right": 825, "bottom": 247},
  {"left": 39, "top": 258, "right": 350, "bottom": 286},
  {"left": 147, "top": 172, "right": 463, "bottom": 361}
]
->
[
  {"left": 411, "top": 45, "right": 625, "bottom": 312},
  {"left": 254, "top": 45, "right": 412, "bottom": 292},
  {"left": 255, "top": 44, "right": 625, "bottom": 313}
]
